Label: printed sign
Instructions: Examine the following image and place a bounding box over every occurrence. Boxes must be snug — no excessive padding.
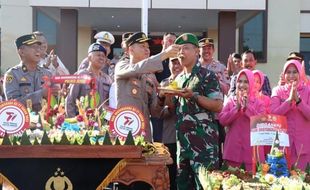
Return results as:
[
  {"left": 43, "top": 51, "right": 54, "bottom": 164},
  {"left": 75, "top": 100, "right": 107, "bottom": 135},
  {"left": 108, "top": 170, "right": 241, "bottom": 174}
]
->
[
  {"left": 250, "top": 114, "right": 289, "bottom": 147},
  {"left": 0, "top": 100, "right": 30, "bottom": 137},
  {"left": 51, "top": 75, "right": 93, "bottom": 84},
  {"left": 109, "top": 106, "right": 145, "bottom": 139}
]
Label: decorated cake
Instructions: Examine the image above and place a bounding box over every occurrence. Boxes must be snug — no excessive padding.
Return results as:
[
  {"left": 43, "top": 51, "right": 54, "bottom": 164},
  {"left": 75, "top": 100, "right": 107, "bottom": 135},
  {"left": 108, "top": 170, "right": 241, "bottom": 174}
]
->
[{"left": 265, "top": 131, "right": 289, "bottom": 177}]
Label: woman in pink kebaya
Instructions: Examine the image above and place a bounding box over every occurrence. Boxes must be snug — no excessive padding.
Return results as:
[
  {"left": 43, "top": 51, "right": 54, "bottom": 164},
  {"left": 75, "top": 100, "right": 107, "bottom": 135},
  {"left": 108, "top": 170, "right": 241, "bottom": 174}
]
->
[
  {"left": 219, "top": 69, "right": 265, "bottom": 171},
  {"left": 253, "top": 70, "right": 271, "bottom": 114},
  {"left": 270, "top": 59, "right": 310, "bottom": 170}
]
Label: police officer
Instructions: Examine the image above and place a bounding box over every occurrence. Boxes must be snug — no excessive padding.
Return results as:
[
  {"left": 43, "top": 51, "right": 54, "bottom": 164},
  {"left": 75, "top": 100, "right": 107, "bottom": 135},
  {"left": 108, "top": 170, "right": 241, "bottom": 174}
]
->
[
  {"left": 65, "top": 43, "right": 112, "bottom": 117},
  {"left": 78, "top": 31, "right": 115, "bottom": 75},
  {"left": 114, "top": 32, "right": 179, "bottom": 142},
  {"left": 3, "top": 34, "right": 54, "bottom": 112}
]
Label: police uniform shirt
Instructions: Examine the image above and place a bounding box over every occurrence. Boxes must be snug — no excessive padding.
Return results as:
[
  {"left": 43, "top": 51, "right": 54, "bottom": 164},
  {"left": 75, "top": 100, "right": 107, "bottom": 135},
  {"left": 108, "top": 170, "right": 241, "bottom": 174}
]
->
[
  {"left": 65, "top": 69, "right": 112, "bottom": 117},
  {"left": 202, "top": 59, "right": 230, "bottom": 86},
  {"left": 3, "top": 63, "right": 52, "bottom": 112},
  {"left": 114, "top": 54, "right": 163, "bottom": 142}
]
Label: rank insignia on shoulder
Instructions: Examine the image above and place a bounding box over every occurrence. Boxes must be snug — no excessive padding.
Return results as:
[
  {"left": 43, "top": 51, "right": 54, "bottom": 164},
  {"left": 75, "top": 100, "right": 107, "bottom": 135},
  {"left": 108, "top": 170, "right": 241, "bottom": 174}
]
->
[{"left": 5, "top": 74, "right": 13, "bottom": 84}]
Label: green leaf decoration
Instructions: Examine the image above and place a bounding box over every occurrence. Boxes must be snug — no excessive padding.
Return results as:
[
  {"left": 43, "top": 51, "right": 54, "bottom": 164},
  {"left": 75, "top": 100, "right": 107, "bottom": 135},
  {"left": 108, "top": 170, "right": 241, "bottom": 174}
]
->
[
  {"left": 103, "top": 132, "right": 112, "bottom": 145},
  {"left": 114, "top": 136, "right": 121, "bottom": 145},
  {"left": 72, "top": 138, "right": 79, "bottom": 145},
  {"left": 83, "top": 95, "right": 89, "bottom": 109},
  {"left": 95, "top": 138, "right": 100, "bottom": 145},
  {"left": 90, "top": 92, "right": 100, "bottom": 109},
  {"left": 2, "top": 133, "right": 12, "bottom": 145},
  {"left": 12, "top": 136, "right": 19, "bottom": 145},
  {"left": 220, "top": 160, "right": 228, "bottom": 171},
  {"left": 33, "top": 137, "right": 40, "bottom": 145},
  {"left": 124, "top": 131, "right": 135, "bottom": 145},
  {"left": 305, "top": 162, "right": 310, "bottom": 175},
  {"left": 82, "top": 133, "right": 91, "bottom": 145},
  {"left": 50, "top": 95, "right": 57, "bottom": 108},
  {"left": 20, "top": 132, "right": 31, "bottom": 145},
  {"left": 59, "top": 133, "right": 70, "bottom": 145},
  {"left": 41, "top": 131, "right": 52, "bottom": 145}
]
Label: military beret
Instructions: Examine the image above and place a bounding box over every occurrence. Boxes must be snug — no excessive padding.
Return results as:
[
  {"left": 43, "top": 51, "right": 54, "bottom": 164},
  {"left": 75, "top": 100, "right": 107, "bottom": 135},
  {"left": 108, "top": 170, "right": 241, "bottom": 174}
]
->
[
  {"left": 174, "top": 33, "right": 199, "bottom": 47},
  {"left": 125, "top": 32, "right": 151, "bottom": 47},
  {"left": 198, "top": 38, "right": 214, "bottom": 47},
  {"left": 286, "top": 52, "right": 304, "bottom": 62},
  {"left": 94, "top": 31, "right": 115, "bottom": 45},
  {"left": 122, "top": 32, "right": 133, "bottom": 41},
  {"left": 88, "top": 43, "right": 107, "bottom": 55},
  {"left": 15, "top": 34, "right": 41, "bottom": 49}
]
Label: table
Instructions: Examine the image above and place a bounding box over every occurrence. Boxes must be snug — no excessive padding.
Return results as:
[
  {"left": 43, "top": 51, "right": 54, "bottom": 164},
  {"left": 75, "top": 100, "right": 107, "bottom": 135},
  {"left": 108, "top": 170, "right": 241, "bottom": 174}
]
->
[{"left": 0, "top": 145, "right": 172, "bottom": 190}]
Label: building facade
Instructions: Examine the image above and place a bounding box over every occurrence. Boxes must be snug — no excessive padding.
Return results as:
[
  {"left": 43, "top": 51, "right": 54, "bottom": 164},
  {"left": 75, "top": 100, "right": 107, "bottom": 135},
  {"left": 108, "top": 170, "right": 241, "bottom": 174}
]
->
[{"left": 0, "top": 0, "right": 309, "bottom": 87}]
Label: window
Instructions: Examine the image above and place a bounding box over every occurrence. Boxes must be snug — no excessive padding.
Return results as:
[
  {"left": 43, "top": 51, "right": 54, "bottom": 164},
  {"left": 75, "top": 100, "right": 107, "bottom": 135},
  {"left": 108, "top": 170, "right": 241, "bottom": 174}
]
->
[
  {"left": 35, "top": 10, "right": 58, "bottom": 52},
  {"left": 239, "top": 11, "right": 267, "bottom": 62},
  {"left": 300, "top": 37, "right": 310, "bottom": 76}
]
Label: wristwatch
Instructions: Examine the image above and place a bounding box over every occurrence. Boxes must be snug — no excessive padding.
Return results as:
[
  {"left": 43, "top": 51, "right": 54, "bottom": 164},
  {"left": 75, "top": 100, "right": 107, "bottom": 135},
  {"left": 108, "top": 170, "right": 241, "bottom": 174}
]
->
[{"left": 190, "top": 92, "right": 199, "bottom": 102}]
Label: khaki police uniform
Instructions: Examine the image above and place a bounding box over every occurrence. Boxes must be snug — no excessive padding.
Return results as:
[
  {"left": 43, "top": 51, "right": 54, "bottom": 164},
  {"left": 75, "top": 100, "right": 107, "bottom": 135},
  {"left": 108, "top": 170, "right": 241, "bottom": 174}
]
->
[
  {"left": 115, "top": 54, "right": 163, "bottom": 142},
  {"left": 65, "top": 69, "right": 112, "bottom": 117},
  {"left": 3, "top": 63, "right": 52, "bottom": 112}
]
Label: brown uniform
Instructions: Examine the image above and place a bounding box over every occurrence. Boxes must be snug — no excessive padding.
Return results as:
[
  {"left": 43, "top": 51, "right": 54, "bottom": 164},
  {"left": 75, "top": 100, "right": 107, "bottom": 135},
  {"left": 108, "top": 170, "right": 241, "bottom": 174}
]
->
[
  {"left": 114, "top": 54, "right": 163, "bottom": 142},
  {"left": 65, "top": 69, "right": 112, "bottom": 117}
]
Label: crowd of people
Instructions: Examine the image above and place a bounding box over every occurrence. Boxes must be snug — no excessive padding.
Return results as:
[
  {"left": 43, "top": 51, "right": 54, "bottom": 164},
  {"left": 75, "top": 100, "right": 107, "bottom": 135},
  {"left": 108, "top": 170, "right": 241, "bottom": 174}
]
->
[{"left": 2, "top": 30, "right": 310, "bottom": 190}]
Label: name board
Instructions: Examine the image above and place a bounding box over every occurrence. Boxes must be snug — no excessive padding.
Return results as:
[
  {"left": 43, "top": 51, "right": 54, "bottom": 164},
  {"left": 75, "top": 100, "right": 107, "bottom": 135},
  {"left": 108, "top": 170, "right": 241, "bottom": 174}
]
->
[{"left": 250, "top": 114, "right": 289, "bottom": 147}]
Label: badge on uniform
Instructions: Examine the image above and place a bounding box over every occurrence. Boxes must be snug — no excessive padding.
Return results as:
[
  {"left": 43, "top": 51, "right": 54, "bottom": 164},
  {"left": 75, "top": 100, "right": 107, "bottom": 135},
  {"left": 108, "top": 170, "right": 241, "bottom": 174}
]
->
[
  {"left": 22, "top": 65, "right": 28, "bottom": 72},
  {"left": 132, "top": 88, "right": 138, "bottom": 95},
  {"left": 20, "top": 77, "right": 27, "bottom": 82},
  {"left": 5, "top": 74, "right": 13, "bottom": 84}
]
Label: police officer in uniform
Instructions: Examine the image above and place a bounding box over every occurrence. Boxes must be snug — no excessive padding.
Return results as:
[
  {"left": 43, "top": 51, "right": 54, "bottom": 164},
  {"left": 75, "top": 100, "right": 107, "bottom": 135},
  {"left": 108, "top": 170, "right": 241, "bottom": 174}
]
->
[
  {"left": 4, "top": 34, "right": 54, "bottom": 112},
  {"left": 78, "top": 31, "right": 115, "bottom": 76},
  {"left": 114, "top": 32, "right": 179, "bottom": 142},
  {"left": 65, "top": 43, "right": 112, "bottom": 117}
]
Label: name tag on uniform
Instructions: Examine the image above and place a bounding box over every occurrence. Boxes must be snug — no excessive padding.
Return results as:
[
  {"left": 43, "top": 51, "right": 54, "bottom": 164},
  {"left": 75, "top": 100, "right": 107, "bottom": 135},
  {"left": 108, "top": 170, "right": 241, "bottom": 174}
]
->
[{"left": 19, "top": 83, "right": 31, "bottom": 87}]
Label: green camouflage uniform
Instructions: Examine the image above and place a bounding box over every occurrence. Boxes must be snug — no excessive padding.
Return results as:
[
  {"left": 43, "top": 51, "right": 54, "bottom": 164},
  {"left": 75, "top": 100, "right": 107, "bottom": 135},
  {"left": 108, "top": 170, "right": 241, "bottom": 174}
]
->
[{"left": 175, "top": 62, "right": 223, "bottom": 190}]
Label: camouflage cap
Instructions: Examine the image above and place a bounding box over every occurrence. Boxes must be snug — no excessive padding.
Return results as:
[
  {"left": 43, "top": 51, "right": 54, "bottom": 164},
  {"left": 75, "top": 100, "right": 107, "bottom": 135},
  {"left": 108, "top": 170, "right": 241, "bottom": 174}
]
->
[{"left": 174, "top": 33, "right": 199, "bottom": 47}]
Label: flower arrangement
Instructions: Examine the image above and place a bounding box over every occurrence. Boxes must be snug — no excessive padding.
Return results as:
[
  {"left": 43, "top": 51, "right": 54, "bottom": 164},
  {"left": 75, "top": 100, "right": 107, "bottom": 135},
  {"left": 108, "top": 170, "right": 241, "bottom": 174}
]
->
[{"left": 0, "top": 95, "right": 145, "bottom": 146}]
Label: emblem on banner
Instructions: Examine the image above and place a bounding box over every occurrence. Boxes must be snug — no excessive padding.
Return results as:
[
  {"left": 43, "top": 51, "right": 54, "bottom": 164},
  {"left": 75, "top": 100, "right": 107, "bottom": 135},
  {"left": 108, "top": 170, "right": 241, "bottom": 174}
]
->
[{"left": 45, "top": 168, "right": 73, "bottom": 190}]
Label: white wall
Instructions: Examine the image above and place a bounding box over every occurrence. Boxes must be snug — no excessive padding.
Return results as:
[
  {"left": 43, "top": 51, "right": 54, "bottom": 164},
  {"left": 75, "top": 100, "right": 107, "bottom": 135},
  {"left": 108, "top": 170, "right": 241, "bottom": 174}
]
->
[
  {"left": 1, "top": 0, "right": 33, "bottom": 72},
  {"left": 257, "top": 0, "right": 300, "bottom": 88},
  {"left": 77, "top": 27, "right": 92, "bottom": 65},
  {"left": 208, "top": 0, "right": 265, "bottom": 10},
  {"left": 300, "top": 13, "right": 310, "bottom": 33},
  {"left": 29, "top": 0, "right": 88, "bottom": 7}
]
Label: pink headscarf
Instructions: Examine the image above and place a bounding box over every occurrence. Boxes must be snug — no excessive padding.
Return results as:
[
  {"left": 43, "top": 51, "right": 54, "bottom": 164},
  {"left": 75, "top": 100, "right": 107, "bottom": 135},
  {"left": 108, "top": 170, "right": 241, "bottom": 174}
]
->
[
  {"left": 283, "top": 59, "right": 303, "bottom": 90},
  {"left": 236, "top": 69, "right": 255, "bottom": 99},
  {"left": 253, "top": 70, "right": 265, "bottom": 91}
]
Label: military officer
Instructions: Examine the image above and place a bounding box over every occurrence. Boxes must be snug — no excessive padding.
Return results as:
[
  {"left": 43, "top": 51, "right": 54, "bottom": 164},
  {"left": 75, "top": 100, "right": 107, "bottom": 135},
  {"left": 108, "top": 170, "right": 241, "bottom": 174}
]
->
[
  {"left": 114, "top": 32, "right": 179, "bottom": 142},
  {"left": 162, "top": 33, "right": 223, "bottom": 190},
  {"left": 65, "top": 43, "right": 112, "bottom": 117},
  {"left": 3, "top": 34, "right": 54, "bottom": 112}
]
